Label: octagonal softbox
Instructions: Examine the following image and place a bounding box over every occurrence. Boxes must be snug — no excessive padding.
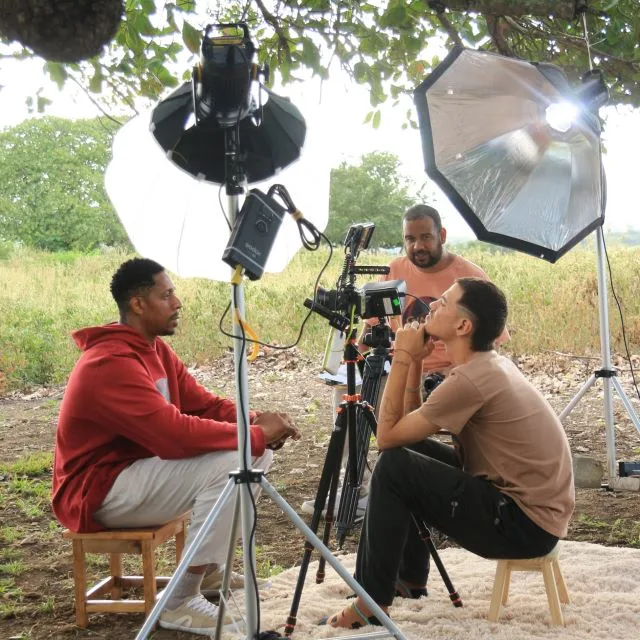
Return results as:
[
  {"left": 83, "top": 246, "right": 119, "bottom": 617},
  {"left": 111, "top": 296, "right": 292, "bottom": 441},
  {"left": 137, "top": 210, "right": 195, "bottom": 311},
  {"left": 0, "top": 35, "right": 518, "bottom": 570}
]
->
[{"left": 414, "top": 46, "right": 605, "bottom": 263}]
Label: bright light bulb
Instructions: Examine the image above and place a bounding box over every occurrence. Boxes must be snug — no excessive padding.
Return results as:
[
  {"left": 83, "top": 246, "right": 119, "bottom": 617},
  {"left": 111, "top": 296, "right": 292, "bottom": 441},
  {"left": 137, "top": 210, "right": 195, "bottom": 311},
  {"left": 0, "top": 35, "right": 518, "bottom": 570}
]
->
[{"left": 545, "top": 102, "right": 578, "bottom": 133}]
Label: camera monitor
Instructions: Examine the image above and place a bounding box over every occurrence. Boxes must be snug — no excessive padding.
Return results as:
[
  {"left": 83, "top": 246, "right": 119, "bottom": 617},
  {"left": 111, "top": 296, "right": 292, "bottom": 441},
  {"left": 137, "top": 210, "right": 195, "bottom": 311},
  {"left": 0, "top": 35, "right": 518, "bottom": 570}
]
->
[{"left": 343, "top": 223, "right": 375, "bottom": 255}]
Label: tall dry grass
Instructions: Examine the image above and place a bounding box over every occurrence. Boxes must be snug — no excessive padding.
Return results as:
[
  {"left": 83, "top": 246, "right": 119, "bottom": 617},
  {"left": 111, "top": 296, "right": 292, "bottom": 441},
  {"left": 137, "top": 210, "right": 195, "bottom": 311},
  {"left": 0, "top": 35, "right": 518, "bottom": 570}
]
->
[{"left": 0, "top": 243, "right": 639, "bottom": 391}]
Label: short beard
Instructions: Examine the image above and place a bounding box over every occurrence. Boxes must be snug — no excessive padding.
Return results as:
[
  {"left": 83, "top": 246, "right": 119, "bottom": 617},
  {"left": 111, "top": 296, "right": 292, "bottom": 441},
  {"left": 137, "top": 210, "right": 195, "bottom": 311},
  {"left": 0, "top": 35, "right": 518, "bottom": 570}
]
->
[{"left": 411, "top": 245, "right": 443, "bottom": 268}]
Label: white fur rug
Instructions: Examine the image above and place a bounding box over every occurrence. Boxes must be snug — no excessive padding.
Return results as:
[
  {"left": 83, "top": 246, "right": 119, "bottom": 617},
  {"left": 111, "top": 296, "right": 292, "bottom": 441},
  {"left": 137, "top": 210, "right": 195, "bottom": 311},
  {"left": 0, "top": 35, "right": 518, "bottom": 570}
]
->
[{"left": 235, "top": 541, "right": 640, "bottom": 640}]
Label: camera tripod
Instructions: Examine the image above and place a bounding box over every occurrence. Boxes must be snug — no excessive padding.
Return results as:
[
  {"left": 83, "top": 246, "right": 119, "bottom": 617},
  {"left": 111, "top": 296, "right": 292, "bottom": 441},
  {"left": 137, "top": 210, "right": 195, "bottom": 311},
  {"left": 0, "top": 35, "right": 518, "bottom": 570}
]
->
[
  {"left": 284, "top": 319, "right": 462, "bottom": 637},
  {"left": 334, "top": 320, "right": 393, "bottom": 546}
]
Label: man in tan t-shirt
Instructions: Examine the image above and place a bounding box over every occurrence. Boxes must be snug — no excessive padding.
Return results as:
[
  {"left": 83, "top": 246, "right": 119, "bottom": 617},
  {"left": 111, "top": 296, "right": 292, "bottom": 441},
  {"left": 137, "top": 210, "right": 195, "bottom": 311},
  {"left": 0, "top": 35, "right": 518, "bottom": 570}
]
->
[
  {"left": 322, "top": 277, "right": 574, "bottom": 629},
  {"left": 303, "top": 205, "right": 508, "bottom": 518}
]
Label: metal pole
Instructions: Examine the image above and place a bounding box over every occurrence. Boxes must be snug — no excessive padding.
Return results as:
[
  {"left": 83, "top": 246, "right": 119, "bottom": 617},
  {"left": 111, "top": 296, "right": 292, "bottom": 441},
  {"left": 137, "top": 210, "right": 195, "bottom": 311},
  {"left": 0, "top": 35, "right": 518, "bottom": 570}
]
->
[
  {"left": 594, "top": 226, "right": 617, "bottom": 481},
  {"left": 228, "top": 190, "right": 260, "bottom": 637}
]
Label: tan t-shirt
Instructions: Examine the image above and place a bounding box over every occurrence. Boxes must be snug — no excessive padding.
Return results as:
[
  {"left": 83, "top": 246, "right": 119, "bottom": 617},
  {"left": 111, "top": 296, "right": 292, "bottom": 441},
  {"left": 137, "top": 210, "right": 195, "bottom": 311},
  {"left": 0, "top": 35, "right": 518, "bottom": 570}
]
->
[{"left": 419, "top": 351, "right": 575, "bottom": 538}]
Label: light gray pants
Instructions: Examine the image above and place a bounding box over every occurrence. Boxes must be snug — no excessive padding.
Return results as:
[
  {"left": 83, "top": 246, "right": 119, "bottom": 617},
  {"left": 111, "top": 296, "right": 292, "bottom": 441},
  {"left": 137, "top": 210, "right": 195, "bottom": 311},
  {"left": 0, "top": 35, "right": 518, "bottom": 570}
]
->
[{"left": 93, "top": 449, "right": 273, "bottom": 566}]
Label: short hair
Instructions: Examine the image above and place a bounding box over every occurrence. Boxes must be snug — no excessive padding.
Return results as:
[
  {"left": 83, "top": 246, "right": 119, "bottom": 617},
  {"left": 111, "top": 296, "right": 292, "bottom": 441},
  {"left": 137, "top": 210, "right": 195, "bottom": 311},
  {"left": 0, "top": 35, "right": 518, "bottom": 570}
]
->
[
  {"left": 110, "top": 258, "right": 165, "bottom": 315},
  {"left": 403, "top": 204, "right": 442, "bottom": 233},
  {"left": 456, "top": 277, "right": 507, "bottom": 351}
]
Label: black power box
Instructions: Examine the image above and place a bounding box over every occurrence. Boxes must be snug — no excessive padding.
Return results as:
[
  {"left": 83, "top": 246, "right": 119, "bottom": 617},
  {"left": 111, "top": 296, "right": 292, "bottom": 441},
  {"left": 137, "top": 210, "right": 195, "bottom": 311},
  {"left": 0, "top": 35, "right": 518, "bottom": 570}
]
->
[{"left": 222, "top": 188, "right": 286, "bottom": 280}]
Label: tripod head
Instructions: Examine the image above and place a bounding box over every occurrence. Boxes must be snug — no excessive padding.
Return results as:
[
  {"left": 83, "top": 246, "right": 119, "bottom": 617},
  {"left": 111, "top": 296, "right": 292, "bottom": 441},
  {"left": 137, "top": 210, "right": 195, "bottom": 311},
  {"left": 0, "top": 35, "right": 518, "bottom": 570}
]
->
[{"left": 362, "top": 317, "right": 394, "bottom": 351}]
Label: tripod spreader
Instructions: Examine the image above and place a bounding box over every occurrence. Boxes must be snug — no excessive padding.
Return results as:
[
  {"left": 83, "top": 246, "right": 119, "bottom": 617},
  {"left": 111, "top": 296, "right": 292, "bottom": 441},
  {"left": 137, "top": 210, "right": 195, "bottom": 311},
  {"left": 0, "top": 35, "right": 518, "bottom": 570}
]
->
[{"left": 230, "top": 469, "right": 266, "bottom": 484}]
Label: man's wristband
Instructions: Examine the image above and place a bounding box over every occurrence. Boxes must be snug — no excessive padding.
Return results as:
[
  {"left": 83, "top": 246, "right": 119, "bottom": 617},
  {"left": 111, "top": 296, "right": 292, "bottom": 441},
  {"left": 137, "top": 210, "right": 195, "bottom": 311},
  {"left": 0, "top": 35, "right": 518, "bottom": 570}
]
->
[{"left": 405, "top": 386, "right": 421, "bottom": 393}]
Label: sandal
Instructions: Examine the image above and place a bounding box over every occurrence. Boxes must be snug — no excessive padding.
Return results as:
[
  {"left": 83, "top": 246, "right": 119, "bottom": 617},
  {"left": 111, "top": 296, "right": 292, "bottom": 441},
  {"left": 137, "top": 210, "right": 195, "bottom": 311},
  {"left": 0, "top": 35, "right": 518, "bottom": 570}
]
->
[
  {"left": 395, "top": 579, "right": 428, "bottom": 599},
  {"left": 319, "top": 602, "right": 382, "bottom": 629}
]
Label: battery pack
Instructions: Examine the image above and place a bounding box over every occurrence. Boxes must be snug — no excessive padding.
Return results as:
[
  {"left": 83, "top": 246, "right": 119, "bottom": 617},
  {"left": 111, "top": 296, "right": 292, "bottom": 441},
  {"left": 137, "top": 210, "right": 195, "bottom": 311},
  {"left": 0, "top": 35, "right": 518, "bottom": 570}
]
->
[{"left": 222, "top": 188, "right": 286, "bottom": 280}]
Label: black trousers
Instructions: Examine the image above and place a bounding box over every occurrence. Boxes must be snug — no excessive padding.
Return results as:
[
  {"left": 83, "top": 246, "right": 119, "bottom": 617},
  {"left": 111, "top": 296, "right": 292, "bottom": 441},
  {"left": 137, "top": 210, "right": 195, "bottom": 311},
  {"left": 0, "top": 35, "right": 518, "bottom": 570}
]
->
[{"left": 354, "top": 439, "right": 558, "bottom": 605}]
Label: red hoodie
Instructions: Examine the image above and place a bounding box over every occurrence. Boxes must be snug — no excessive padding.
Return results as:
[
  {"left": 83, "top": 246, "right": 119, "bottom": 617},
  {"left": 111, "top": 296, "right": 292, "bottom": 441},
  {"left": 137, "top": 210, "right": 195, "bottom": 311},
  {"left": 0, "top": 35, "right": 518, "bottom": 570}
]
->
[{"left": 52, "top": 323, "right": 266, "bottom": 532}]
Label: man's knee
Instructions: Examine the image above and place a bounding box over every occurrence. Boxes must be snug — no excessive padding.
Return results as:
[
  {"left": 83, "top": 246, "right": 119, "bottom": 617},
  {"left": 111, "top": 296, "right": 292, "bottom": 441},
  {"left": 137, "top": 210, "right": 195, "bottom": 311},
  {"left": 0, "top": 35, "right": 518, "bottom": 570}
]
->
[
  {"left": 374, "top": 447, "right": 411, "bottom": 483},
  {"left": 255, "top": 448, "right": 273, "bottom": 472}
]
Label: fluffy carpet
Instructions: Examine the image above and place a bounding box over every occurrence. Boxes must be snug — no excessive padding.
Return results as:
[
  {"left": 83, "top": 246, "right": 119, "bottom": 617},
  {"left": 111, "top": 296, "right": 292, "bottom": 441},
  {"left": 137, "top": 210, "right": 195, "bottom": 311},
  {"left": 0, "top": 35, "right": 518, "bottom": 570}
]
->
[{"left": 238, "top": 541, "right": 640, "bottom": 640}]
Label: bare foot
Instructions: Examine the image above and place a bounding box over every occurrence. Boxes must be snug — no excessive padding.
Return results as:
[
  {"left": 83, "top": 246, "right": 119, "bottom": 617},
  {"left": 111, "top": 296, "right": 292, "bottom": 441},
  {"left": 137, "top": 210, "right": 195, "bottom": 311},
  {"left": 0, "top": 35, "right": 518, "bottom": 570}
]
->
[{"left": 322, "top": 599, "right": 385, "bottom": 629}]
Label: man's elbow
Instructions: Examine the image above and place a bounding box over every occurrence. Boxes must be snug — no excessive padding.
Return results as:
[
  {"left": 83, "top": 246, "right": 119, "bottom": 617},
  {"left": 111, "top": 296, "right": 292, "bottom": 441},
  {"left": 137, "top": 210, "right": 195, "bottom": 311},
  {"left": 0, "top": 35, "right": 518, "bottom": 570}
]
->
[{"left": 376, "top": 430, "right": 394, "bottom": 450}]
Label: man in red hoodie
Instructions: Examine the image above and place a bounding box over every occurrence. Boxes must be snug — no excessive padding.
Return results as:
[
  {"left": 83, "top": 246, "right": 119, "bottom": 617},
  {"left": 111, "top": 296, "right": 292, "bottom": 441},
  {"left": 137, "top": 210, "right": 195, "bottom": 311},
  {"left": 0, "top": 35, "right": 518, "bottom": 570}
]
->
[{"left": 53, "top": 257, "right": 299, "bottom": 636}]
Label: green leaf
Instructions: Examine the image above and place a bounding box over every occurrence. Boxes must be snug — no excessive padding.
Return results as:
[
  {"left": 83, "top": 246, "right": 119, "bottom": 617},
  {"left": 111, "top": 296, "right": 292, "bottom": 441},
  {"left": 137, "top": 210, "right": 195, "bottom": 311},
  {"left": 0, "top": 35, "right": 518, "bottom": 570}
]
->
[
  {"left": 140, "top": 0, "right": 156, "bottom": 13},
  {"left": 44, "top": 62, "right": 67, "bottom": 90},
  {"left": 36, "top": 96, "right": 52, "bottom": 113},
  {"left": 353, "top": 61, "right": 369, "bottom": 84},
  {"left": 182, "top": 21, "right": 202, "bottom": 55},
  {"left": 301, "top": 38, "right": 320, "bottom": 67},
  {"left": 372, "top": 110, "right": 381, "bottom": 129}
]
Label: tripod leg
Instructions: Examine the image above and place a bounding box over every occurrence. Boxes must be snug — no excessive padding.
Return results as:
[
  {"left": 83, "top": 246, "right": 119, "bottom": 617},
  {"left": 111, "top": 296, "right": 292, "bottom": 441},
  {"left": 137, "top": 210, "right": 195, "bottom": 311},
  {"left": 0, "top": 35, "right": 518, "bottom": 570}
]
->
[
  {"left": 214, "top": 492, "right": 241, "bottom": 640},
  {"left": 336, "top": 352, "right": 386, "bottom": 545},
  {"left": 559, "top": 374, "right": 597, "bottom": 421},
  {"left": 264, "top": 478, "right": 408, "bottom": 640},
  {"left": 316, "top": 460, "right": 341, "bottom": 584},
  {"left": 336, "top": 402, "right": 378, "bottom": 547},
  {"left": 284, "top": 409, "right": 347, "bottom": 636},
  {"left": 412, "top": 516, "right": 463, "bottom": 608},
  {"left": 135, "top": 479, "right": 237, "bottom": 640},
  {"left": 612, "top": 375, "right": 640, "bottom": 436}
]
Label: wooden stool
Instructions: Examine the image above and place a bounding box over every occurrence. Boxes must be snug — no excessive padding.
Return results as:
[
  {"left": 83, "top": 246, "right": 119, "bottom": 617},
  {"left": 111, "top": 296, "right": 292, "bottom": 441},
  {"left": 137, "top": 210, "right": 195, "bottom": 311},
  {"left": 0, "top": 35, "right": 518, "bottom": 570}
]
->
[
  {"left": 488, "top": 545, "right": 570, "bottom": 626},
  {"left": 63, "top": 513, "right": 189, "bottom": 628}
]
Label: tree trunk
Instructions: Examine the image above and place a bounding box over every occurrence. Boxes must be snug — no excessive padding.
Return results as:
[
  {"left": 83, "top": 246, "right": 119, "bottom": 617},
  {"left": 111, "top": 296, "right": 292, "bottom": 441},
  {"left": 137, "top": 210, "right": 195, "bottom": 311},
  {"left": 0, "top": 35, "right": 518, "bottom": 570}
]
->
[
  {"left": 428, "top": 1, "right": 583, "bottom": 20},
  {"left": 0, "top": 0, "right": 123, "bottom": 62}
]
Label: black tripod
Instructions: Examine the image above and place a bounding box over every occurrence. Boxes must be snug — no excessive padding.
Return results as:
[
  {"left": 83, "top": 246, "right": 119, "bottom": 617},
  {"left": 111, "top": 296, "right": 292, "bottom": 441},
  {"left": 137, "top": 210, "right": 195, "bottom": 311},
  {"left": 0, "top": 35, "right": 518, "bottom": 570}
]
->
[
  {"left": 284, "top": 324, "right": 370, "bottom": 635},
  {"left": 334, "top": 319, "right": 392, "bottom": 546}
]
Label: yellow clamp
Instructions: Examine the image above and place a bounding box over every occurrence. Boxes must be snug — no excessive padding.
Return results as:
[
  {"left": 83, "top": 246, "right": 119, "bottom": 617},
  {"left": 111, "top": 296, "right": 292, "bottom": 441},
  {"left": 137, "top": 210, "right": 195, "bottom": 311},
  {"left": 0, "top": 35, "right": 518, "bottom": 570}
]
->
[
  {"left": 233, "top": 309, "right": 260, "bottom": 361},
  {"left": 230, "top": 266, "right": 243, "bottom": 285}
]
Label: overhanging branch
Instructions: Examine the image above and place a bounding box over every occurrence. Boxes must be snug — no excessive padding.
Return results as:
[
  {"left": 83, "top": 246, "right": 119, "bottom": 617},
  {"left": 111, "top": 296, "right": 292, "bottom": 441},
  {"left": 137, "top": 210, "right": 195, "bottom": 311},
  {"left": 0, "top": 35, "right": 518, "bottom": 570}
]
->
[{"left": 426, "top": 1, "right": 586, "bottom": 20}]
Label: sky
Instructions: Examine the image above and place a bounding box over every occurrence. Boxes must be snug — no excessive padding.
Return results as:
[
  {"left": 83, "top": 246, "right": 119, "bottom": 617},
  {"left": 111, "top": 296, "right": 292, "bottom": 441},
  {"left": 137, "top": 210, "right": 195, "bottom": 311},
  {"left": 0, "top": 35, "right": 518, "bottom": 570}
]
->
[{"left": 1, "top": 53, "right": 639, "bottom": 242}]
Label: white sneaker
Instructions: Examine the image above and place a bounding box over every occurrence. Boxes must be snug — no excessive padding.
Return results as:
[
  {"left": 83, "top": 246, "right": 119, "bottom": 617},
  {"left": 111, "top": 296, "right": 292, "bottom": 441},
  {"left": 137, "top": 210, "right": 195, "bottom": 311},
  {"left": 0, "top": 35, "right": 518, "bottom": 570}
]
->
[
  {"left": 159, "top": 593, "right": 241, "bottom": 636},
  {"left": 301, "top": 489, "right": 368, "bottom": 518}
]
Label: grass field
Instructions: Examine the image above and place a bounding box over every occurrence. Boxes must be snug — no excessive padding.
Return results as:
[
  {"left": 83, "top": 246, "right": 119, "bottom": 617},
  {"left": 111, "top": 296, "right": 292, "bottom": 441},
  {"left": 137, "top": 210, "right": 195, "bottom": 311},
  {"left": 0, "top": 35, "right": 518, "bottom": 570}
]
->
[{"left": 1, "top": 242, "right": 639, "bottom": 392}]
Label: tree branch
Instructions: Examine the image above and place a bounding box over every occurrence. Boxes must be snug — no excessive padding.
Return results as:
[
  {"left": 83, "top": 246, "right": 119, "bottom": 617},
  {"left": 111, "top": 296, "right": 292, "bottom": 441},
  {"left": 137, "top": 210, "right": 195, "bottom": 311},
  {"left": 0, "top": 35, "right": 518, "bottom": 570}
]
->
[
  {"left": 486, "top": 16, "right": 513, "bottom": 56},
  {"left": 253, "top": 0, "right": 292, "bottom": 63},
  {"left": 67, "top": 74, "right": 124, "bottom": 126},
  {"left": 429, "top": 6, "right": 464, "bottom": 47}
]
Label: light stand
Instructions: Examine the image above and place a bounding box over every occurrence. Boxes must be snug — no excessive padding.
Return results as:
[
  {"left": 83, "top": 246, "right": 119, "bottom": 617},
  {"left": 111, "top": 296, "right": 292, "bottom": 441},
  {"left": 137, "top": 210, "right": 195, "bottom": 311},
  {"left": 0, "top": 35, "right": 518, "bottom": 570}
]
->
[
  {"left": 136, "top": 75, "right": 409, "bottom": 640},
  {"left": 559, "top": 225, "right": 640, "bottom": 489},
  {"left": 413, "top": 40, "right": 640, "bottom": 490}
]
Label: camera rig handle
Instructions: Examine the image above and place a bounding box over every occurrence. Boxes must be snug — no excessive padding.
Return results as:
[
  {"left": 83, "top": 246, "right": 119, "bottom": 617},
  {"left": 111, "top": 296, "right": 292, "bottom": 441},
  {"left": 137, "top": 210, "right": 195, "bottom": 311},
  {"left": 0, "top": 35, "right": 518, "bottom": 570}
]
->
[{"left": 351, "top": 265, "right": 390, "bottom": 276}]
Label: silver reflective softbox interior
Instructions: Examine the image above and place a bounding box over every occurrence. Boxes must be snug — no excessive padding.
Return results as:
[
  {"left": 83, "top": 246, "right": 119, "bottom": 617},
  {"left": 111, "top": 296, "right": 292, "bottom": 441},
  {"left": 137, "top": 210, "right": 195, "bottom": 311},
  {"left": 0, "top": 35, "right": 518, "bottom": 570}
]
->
[{"left": 414, "top": 47, "right": 605, "bottom": 262}]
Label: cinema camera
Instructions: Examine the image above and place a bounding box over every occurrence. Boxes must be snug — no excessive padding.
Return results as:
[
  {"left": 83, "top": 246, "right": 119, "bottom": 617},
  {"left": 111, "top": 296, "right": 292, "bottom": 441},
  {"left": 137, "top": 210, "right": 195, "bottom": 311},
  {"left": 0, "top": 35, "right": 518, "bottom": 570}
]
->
[{"left": 304, "top": 223, "right": 406, "bottom": 329}]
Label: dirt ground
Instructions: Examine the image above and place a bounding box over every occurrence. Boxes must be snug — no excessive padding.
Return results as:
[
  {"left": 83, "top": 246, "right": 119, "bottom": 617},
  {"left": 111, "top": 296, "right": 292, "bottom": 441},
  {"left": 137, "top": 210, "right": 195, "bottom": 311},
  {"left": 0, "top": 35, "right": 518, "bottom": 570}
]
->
[{"left": 1, "top": 349, "right": 640, "bottom": 639}]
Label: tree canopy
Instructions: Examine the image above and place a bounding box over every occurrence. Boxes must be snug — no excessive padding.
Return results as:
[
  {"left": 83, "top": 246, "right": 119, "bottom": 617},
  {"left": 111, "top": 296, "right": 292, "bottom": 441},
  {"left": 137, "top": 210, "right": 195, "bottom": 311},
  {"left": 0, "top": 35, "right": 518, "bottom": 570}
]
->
[
  {"left": 0, "top": 117, "right": 129, "bottom": 251},
  {"left": 1, "top": 1, "right": 638, "bottom": 119},
  {"left": 327, "top": 151, "right": 415, "bottom": 247}
]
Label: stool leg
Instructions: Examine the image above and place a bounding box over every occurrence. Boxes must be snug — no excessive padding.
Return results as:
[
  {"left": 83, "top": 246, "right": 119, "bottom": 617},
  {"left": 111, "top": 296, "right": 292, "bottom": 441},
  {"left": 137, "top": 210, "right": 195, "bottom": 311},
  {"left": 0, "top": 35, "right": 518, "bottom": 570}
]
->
[
  {"left": 542, "top": 561, "right": 564, "bottom": 626},
  {"left": 488, "top": 561, "right": 509, "bottom": 622},
  {"left": 176, "top": 519, "right": 186, "bottom": 563},
  {"left": 110, "top": 553, "right": 123, "bottom": 600},
  {"left": 552, "top": 559, "right": 570, "bottom": 604},
  {"left": 501, "top": 566, "right": 512, "bottom": 605},
  {"left": 141, "top": 540, "right": 157, "bottom": 617},
  {"left": 71, "top": 540, "right": 88, "bottom": 628}
]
